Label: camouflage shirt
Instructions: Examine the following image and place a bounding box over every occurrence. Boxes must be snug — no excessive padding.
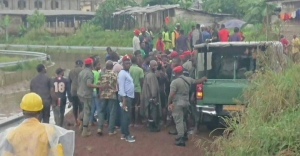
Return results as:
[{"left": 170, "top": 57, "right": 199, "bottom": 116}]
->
[
  {"left": 99, "top": 70, "right": 118, "bottom": 99},
  {"left": 68, "top": 66, "right": 83, "bottom": 96}
]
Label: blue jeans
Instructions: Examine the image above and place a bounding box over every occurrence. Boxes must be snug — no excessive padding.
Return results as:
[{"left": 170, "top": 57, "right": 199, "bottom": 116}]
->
[
  {"left": 90, "top": 91, "right": 101, "bottom": 123},
  {"left": 115, "top": 93, "right": 121, "bottom": 127},
  {"left": 120, "top": 96, "right": 133, "bottom": 136}
]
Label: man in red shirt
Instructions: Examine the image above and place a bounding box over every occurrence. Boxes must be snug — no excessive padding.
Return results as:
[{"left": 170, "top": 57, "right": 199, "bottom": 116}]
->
[
  {"left": 218, "top": 24, "right": 230, "bottom": 42},
  {"left": 280, "top": 35, "right": 290, "bottom": 54},
  {"left": 156, "top": 32, "right": 165, "bottom": 53}
]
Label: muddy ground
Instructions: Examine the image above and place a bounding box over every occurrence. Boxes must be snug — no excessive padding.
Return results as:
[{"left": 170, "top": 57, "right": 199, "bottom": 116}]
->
[{"left": 64, "top": 113, "right": 222, "bottom": 156}]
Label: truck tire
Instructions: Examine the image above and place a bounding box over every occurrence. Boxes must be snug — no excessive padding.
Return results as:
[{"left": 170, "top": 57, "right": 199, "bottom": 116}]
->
[{"left": 206, "top": 116, "right": 220, "bottom": 131}]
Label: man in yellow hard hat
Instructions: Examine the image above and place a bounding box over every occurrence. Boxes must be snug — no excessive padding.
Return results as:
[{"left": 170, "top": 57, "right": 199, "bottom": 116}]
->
[{"left": 0, "top": 93, "right": 75, "bottom": 156}]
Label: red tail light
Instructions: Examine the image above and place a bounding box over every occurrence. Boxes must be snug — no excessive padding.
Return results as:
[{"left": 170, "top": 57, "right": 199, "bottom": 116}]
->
[{"left": 196, "top": 83, "right": 203, "bottom": 100}]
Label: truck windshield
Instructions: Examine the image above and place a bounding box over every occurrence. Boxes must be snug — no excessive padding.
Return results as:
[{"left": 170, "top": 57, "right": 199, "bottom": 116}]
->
[{"left": 197, "top": 47, "right": 256, "bottom": 79}]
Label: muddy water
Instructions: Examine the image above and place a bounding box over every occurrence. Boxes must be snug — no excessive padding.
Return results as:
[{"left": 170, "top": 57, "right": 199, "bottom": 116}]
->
[{"left": 0, "top": 52, "right": 106, "bottom": 121}]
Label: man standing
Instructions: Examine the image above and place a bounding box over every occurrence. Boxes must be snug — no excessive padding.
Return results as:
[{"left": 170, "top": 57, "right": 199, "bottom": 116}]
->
[
  {"left": 118, "top": 56, "right": 136, "bottom": 143},
  {"left": 172, "top": 23, "right": 181, "bottom": 50},
  {"left": 192, "top": 24, "right": 202, "bottom": 48},
  {"left": 219, "top": 24, "right": 230, "bottom": 42},
  {"left": 168, "top": 66, "right": 207, "bottom": 147},
  {"left": 280, "top": 35, "right": 290, "bottom": 54},
  {"left": 98, "top": 60, "right": 118, "bottom": 136},
  {"left": 292, "top": 35, "right": 300, "bottom": 63},
  {"left": 229, "top": 27, "right": 242, "bottom": 42},
  {"left": 140, "top": 27, "right": 151, "bottom": 54},
  {"left": 30, "top": 64, "right": 54, "bottom": 123},
  {"left": 68, "top": 60, "right": 83, "bottom": 126},
  {"left": 182, "top": 51, "right": 194, "bottom": 78},
  {"left": 105, "top": 47, "right": 113, "bottom": 62},
  {"left": 141, "top": 60, "right": 161, "bottom": 132},
  {"left": 188, "top": 26, "right": 195, "bottom": 49},
  {"left": 89, "top": 60, "right": 101, "bottom": 126},
  {"left": 77, "top": 58, "right": 101, "bottom": 137},
  {"left": 162, "top": 26, "right": 172, "bottom": 50},
  {"left": 133, "top": 29, "right": 141, "bottom": 53},
  {"left": 176, "top": 30, "right": 190, "bottom": 53},
  {"left": 52, "top": 68, "right": 72, "bottom": 127},
  {"left": 201, "top": 26, "right": 212, "bottom": 42},
  {"left": 129, "top": 56, "right": 144, "bottom": 127},
  {"left": 156, "top": 32, "right": 165, "bottom": 52}
]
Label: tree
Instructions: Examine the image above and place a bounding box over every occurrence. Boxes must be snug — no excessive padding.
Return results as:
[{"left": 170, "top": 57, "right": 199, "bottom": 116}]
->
[
  {"left": 0, "top": 15, "right": 12, "bottom": 42},
  {"left": 202, "top": 0, "right": 275, "bottom": 24},
  {"left": 92, "top": 0, "right": 137, "bottom": 29},
  {"left": 26, "top": 10, "right": 46, "bottom": 31}
]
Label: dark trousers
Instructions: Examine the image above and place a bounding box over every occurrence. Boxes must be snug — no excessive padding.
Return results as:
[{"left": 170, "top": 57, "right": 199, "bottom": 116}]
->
[
  {"left": 115, "top": 92, "right": 121, "bottom": 127},
  {"left": 131, "top": 92, "right": 141, "bottom": 124},
  {"left": 39, "top": 100, "right": 51, "bottom": 123},
  {"left": 121, "top": 97, "right": 132, "bottom": 136},
  {"left": 53, "top": 98, "right": 67, "bottom": 127},
  {"left": 72, "top": 95, "right": 83, "bottom": 121}
]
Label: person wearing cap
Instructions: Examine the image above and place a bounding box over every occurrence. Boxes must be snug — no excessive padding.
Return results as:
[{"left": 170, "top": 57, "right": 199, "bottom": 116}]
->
[
  {"left": 182, "top": 51, "right": 194, "bottom": 78},
  {"left": 77, "top": 58, "right": 102, "bottom": 137},
  {"left": 118, "top": 56, "right": 136, "bottom": 143},
  {"left": 133, "top": 29, "right": 141, "bottom": 53},
  {"left": 0, "top": 93, "right": 75, "bottom": 156},
  {"left": 52, "top": 67, "right": 72, "bottom": 127},
  {"left": 68, "top": 60, "right": 84, "bottom": 126},
  {"left": 168, "top": 66, "right": 207, "bottom": 147},
  {"left": 30, "top": 64, "right": 55, "bottom": 124},
  {"left": 171, "top": 23, "right": 181, "bottom": 50}
]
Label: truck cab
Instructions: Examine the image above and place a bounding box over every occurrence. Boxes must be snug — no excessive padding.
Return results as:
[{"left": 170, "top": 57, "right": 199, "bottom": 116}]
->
[{"left": 193, "top": 41, "right": 284, "bottom": 130}]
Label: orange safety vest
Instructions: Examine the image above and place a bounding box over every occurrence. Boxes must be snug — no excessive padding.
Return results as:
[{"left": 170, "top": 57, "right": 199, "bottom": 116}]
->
[{"left": 174, "top": 30, "right": 180, "bottom": 39}]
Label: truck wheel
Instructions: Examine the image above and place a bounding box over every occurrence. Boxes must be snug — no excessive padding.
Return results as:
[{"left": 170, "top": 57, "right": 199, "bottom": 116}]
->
[{"left": 206, "top": 116, "right": 220, "bottom": 131}]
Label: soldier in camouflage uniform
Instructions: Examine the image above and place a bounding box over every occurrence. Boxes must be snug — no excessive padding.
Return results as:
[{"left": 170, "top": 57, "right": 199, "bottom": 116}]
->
[{"left": 77, "top": 58, "right": 102, "bottom": 137}]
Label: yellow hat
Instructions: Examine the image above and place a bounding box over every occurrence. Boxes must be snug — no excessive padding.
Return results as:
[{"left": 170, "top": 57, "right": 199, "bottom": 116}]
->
[{"left": 20, "top": 93, "right": 43, "bottom": 112}]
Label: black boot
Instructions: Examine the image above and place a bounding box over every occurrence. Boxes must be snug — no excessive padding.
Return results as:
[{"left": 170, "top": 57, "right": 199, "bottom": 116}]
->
[
  {"left": 149, "top": 122, "right": 160, "bottom": 132},
  {"left": 175, "top": 137, "right": 186, "bottom": 147},
  {"left": 175, "top": 133, "right": 188, "bottom": 141}
]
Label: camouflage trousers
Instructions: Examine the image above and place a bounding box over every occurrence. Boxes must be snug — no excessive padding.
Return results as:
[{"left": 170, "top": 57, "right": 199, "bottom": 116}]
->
[{"left": 78, "top": 97, "right": 93, "bottom": 127}]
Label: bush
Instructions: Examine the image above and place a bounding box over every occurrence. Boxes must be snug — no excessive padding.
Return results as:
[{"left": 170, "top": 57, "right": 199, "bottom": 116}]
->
[{"left": 208, "top": 48, "right": 300, "bottom": 155}]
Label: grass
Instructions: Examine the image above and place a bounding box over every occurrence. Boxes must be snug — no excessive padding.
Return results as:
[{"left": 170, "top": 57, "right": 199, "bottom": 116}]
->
[
  {"left": 0, "top": 56, "right": 22, "bottom": 62},
  {"left": 0, "top": 60, "right": 51, "bottom": 72},
  {"left": 0, "top": 20, "right": 274, "bottom": 47},
  {"left": 204, "top": 48, "right": 300, "bottom": 155}
]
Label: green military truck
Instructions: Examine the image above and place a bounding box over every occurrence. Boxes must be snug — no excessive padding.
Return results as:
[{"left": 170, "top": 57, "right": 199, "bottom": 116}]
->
[{"left": 193, "top": 41, "right": 285, "bottom": 130}]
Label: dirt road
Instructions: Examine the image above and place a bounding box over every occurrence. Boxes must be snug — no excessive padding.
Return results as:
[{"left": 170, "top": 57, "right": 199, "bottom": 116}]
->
[{"left": 64, "top": 114, "right": 222, "bottom": 156}]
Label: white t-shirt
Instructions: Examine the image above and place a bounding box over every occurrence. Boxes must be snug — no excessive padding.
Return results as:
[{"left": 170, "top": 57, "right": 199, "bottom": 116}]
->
[{"left": 133, "top": 36, "right": 141, "bottom": 53}]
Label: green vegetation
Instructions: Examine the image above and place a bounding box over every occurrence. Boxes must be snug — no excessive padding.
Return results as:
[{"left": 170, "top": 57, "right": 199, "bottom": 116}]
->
[
  {"left": 0, "top": 60, "right": 50, "bottom": 72},
  {"left": 27, "top": 10, "right": 46, "bottom": 31},
  {"left": 202, "top": 0, "right": 276, "bottom": 24},
  {"left": 206, "top": 49, "right": 299, "bottom": 155},
  {"left": 0, "top": 56, "right": 22, "bottom": 62}
]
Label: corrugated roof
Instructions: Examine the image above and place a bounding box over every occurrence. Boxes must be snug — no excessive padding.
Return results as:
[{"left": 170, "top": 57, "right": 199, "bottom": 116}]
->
[
  {"left": 0, "top": 10, "right": 95, "bottom": 16},
  {"left": 113, "top": 4, "right": 180, "bottom": 15}
]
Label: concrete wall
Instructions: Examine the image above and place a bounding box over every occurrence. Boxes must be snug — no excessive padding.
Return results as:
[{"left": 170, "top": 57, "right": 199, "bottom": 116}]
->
[
  {"left": 0, "top": 0, "right": 80, "bottom": 10},
  {"left": 281, "top": 1, "right": 300, "bottom": 12}
]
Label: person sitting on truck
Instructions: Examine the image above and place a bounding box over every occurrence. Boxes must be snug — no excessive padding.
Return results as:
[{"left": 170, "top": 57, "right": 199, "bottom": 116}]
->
[{"left": 168, "top": 66, "right": 207, "bottom": 147}]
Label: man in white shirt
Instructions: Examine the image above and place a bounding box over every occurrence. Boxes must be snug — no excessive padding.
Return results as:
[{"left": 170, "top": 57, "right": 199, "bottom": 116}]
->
[{"left": 133, "top": 29, "right": 141, "bottom": 53}]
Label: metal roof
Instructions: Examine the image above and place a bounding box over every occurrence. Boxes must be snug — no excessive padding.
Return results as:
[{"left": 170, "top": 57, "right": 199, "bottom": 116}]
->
[
  {"left": 113, "top": 4, "right": 180, "bottom": 15},
  {"left": 194, "top": 41, "right": 282, "bottom": 48},
  {"left": 0, "top": 10, "right": 95, "bottom": 16}
]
